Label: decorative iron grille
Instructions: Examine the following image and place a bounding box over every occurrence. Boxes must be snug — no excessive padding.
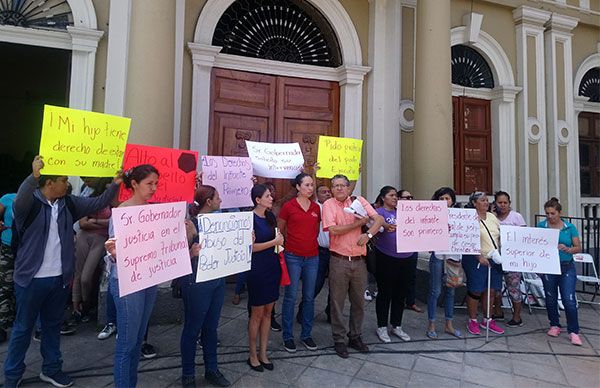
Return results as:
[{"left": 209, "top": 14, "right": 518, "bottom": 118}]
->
[
  {"left": 579, "top": 67, "right": 600, "bottom": 103},
  {"left": 0, "top": 0, "right": 73, "bottom": 30},
  {"left": 451, "top": 45, "right": 495, "bottom": 89},
  {"left": 212, "top": 0, "right": 341, "bottom": 67}
]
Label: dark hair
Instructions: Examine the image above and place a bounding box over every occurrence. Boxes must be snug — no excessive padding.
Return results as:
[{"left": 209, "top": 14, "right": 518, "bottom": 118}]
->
[
  {"left": 316, "top": 184, "right": 329, "bottom": 192},
  {"left": 89, "top": 178, "right": 113, "bottom": 197},
  {"left": 494, "top": 190, "right": 511, "bottom": 203},
  {"left": 293, "top": 173, "right": 311, "bottom": 188},
  {"left": 398, "top": 189, "right": 410, "bottom": 197},
  {"left": 251, "top": 184, "right": 276, "bottom": 227},
  {"left": 331, "top": 174, "right": 350, "bottom": 185},
  {"left": 544, "top": 197, "right": 562, "bottom": 212},
  {"left": 263, "top": 181, "right": 275, "bottom": 191},
  {"left": 375, "top": 186, "right": 397, "bottom": 206},
  {"left": 431, "top": 187, "right": 456, "bottom": 206},
  {"left": 123, "top": 164, "right": 159, "bottom": 189},
  {"left": 38, "top": 175, "right": 63, "bottom": 188},
  {"left": 191, "top": 185, "right": 217, "bottom": 216}
]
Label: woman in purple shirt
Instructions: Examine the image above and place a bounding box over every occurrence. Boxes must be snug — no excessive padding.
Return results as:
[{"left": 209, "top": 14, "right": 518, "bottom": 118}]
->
[{"left": 373, "top": 186, "right": 412, "bottom": 343}]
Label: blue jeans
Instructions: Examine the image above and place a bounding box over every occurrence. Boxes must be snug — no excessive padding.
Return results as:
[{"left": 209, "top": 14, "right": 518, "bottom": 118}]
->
[
  {"left": 180, "top": 274, "right": 225, "bottom": 377},
  {"left": 109, "top": 273, "right": 157, "bottom": 388},
  {"left": 282, "top": 253, "right": 319, "bottom": 341},
  {"left": 541, "top": 261, "right": 579, "bottom": 334},
  {"left": 106, "top": 284, "right": 117, "bottom": 324},
  {"left": 234, "top": 271, "right": 248, "bottom": 295},
  {"left": 314, "top": 247, "right": 330, "bottom": 299},
  {"left": 427, "top": 254, "right": 455, "bottom": 321},
  {"left": 4, "top": 276, "right": 68, "bottom": 382}
]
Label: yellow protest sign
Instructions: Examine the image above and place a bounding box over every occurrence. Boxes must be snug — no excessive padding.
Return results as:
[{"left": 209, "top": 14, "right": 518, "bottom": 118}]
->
[
  {"left": 39, "top": 105, "right": 131, "bottom": 177},
  {"left": 316, "top": 135, "right": 363, "bottom": 180}
]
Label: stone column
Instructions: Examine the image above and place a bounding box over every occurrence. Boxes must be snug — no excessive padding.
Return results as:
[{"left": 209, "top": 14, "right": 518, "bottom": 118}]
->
[{"left": 413, "top": 0, "right": 453, "bottom": 199}]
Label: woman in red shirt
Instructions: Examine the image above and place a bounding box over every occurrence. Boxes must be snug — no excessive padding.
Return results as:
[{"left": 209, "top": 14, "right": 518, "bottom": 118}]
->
[{"left": 277, "top": 173, "right": 321, "bottom": 353}]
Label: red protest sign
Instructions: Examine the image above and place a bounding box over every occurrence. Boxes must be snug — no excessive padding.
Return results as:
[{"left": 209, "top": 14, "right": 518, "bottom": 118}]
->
[{"left": 118, "top": 144, "right": 198, "bottom": 203}]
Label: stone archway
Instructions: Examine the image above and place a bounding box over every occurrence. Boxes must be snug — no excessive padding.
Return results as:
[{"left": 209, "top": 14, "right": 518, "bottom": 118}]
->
[
  {"left": 0, "top": 0, "right": 103, "bottom": 110},
  {"left": 451, "top": 26, "right": 520, "bottom": 198},
  {"left": 188, "top": 0, "right": 370, "bottom": 160}
]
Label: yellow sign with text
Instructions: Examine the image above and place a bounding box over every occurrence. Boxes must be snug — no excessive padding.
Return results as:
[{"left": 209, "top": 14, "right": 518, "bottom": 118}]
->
[
  {"left": 316, "top": 135, "right": 363, "bottom": 180},
  {"left": 39, "top": 105, "right": 131, "bottom": 177}
]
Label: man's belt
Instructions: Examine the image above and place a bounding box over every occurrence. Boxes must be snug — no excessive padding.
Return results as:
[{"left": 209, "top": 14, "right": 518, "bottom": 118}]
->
[{"left": 331, "top": 251, "right": 363, "bottom": 261}]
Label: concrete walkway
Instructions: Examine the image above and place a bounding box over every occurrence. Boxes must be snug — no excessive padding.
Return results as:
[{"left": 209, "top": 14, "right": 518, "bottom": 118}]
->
[{"left": 1, "top": 281, "right": 599, "bottom": 388}]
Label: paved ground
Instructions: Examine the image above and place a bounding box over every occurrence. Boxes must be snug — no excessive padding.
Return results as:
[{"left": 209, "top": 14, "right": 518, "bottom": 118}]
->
[{"left": 1, "top": 278, "right": 599, "bottom": 388}]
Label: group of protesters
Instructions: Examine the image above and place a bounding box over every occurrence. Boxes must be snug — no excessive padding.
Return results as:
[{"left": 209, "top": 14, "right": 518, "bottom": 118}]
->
[{"left": 0, "top": 155, "right": 584, "bottom": 388}]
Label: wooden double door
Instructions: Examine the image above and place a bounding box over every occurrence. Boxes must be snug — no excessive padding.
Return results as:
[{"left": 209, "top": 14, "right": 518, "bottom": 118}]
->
[{"left": 209, "top": 68, "right": 339, "bottom": 193}]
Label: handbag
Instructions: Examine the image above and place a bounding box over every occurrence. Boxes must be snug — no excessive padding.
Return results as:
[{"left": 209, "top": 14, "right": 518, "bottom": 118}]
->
[
  {"left": 278, "top": 251, "right": 291, "bottom": 286},
  {"left": 365, "top": 239, "right": 377, "bottom": 274},
  {"left": 444, "top": 258, "right": 464, "bottom": 288}
]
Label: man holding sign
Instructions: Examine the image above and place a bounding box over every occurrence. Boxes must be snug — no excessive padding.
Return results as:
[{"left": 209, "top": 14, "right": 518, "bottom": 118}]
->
[
  {"left": 4, "top": 156, "right": 121, "bottom": 388},
  {"left": 322, "top": 174, "right": 383, "bottom": 358}
]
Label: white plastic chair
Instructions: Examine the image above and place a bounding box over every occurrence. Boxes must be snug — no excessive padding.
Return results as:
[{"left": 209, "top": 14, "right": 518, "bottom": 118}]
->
[{"left": 573, "top": 253, "right": 600, "bottom": 304}]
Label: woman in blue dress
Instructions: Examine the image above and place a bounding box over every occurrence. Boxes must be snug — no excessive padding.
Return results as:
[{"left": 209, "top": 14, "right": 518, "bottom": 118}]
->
[{"left": 246, "top": 184, "right": 283, "bottom": 372}]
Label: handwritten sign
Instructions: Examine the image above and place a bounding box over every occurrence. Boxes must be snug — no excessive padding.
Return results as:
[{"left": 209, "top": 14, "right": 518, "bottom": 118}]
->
[
  {"left": 112, "top": 202, "right": 192, "bottom": 296},
  {"left": 396, "top": 201, "right": 450, "bottom": 252},
  {"left": 119, "top": 144, "right": 198, "bottom": 203},
  {"left": 245, "top": 141, "right": 304, "bottom": 178},
  {"left": 196, "top": 212, "right": 253, "bottom": 282},
  {"left": 201, "top": 156, "right": 254, "bottom": 209},
  {"left": 39, "top": 105, "right": 130, "bottom": 176},
  {"left": 500, "top": 225, "right": 560, "bottom": 274},
  {"left": 316, "top": 136, "right": 363, "bottom": 180},
  {"left": 438, "top": 208, "right": 480, "bottom": 254}
]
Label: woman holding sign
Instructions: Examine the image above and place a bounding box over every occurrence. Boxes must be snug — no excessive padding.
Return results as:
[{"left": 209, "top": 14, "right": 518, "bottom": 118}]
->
[
  {"left": 104, "top": 164, "right": 160, "bottom": 388},
  {"left": 278, "top": 173, "right": 320, "bottom": 353},
  {"left": 462, "top": 192, "right": 505, "bottom": 336},
  {"left": 537, "top": 198, "right": 582, "bottom": 346},
  {"left": 426, "top": 187, "right": 462, "bottom": 339},
  {"left": 492, "top": 191, "right": 527, "bottom": 327},
  {"left": 179, "top": 185, "right": 231, "bottom": 387},
  {"left": 372, "top": 186, "right": 413, "bottom": 343},
  {"left": 247, "top": 184, "right": 283, "bottom": 371}
]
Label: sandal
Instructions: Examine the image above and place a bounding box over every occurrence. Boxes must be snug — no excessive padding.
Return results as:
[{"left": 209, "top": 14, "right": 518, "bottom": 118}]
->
[
  {"left": 445, "top": 328, "right": 462, "bottom": 338},
  {"left": 426, "top": 330, "right": 438, "bottom": 339}
]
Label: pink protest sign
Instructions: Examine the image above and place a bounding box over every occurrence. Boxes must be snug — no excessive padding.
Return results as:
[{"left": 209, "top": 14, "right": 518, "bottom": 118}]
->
[
  {"left": 396, "top": 201, "right": 450, "bottom": 252},
  {"left": 112, "top": 201, "right": 192, "bottom": 297},
  {"left": 200, "top": 156, "right": 254, "bottom": 209}
]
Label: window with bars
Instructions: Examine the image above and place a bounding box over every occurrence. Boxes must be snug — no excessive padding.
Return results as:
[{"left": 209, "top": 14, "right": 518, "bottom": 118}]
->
[
  {"left": 579, "top": 67, "right": 600, "bottom": 103},
  {"left": 212, "top": 0, "right": 341, "bottom": 67},
  {"left": 451, "top": 45, "right": 494, "bottom": 89}
]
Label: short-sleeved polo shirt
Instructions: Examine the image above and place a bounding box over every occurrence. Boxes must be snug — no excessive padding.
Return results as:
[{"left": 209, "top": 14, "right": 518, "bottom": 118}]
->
[
  {"left": 322, "top": 196, "right": 377, "bottom": 257},
  {"left": 278, "top": 198, "right": 321, "bottom": 257}
]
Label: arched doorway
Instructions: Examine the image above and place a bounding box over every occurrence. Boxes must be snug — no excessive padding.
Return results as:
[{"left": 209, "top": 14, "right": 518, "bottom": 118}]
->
[
  {"left": 188, "top": 0, "right": 369, "bottom": 164},
  {"left": 450, "top": 27, "right": 519, "bottom": 199},
  {"left": 0, "top": 0, "right": 103, "bottom": 192}
]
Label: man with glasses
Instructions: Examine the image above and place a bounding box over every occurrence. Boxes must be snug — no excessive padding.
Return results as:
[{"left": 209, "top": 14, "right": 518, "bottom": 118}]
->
[{"left": 322, "top": 175, "right": 383, "bottom": 358}]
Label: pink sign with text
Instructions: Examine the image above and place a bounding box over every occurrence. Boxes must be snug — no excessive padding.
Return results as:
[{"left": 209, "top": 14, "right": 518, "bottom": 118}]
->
[
  {"left": 396, "top": 201, "right": 450, "bottom": 252},
  {"left": 200, "top": 156, "right": 254, "bottom": 209},
  {"left": 112, "top": 201, "right": 192, "bottom": 297}
]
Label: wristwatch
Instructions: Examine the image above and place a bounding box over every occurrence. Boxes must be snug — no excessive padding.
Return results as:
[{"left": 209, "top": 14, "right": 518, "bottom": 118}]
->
[{"left": 366, "top": 232, "right": 373, "bottom": 239}]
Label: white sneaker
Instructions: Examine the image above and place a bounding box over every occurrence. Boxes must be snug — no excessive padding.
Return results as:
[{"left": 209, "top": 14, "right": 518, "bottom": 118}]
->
[
  {"left": 376, "top": 327, "right": 391, "bottom": 343},
  {"left": 97, "top": 323, "right": 117, "bottom": 340},
  {"left": 391, "top": 326, "right": 411, "bottom": 341},
  {"left": 364, "top": 290, "right": 373, "bottom": 301}
]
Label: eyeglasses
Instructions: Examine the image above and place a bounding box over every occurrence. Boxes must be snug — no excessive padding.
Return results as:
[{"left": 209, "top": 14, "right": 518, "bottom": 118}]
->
[
  {"left": 332, "top": 184, "right": 348, "bottom": 189},
  {"left": 400, "top": 195, "right": 413, "bottom": 200}
]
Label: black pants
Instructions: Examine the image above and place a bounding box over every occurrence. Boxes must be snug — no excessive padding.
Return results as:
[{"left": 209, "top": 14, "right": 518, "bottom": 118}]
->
[{"left": 374, "top": 248, "right": 416, "bottom": 327}]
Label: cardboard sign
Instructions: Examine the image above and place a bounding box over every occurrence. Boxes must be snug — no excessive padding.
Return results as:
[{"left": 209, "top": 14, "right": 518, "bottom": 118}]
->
[
  {"left": 112, "top": 202, "right": 192, "bottom": 296},
  {"left": 316, "top": 136, "right": 363, "bottom": 180},
  {"left": 200, "top": 156, "right": 254, "bottom": 209},
  {"left": 438, "top": 208, "right": 481, "bottom": 255},
  {"left": 39, "top": 105, "right": 130, "bottom": 176},
  {"left": 196, "top": 212, "right": 253, "bottom": 282},
  {"left": 245, "top": 141, "right": 304, "bottom": 178},
  {"left": 396, "top": 201, "right": 450, "bottom": 252},
  {"left": 119, "top": 144, "right": 198, "bottom": 203},
  {"left": 500, "top": 225, "right": 560, "bottom": 274}
]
